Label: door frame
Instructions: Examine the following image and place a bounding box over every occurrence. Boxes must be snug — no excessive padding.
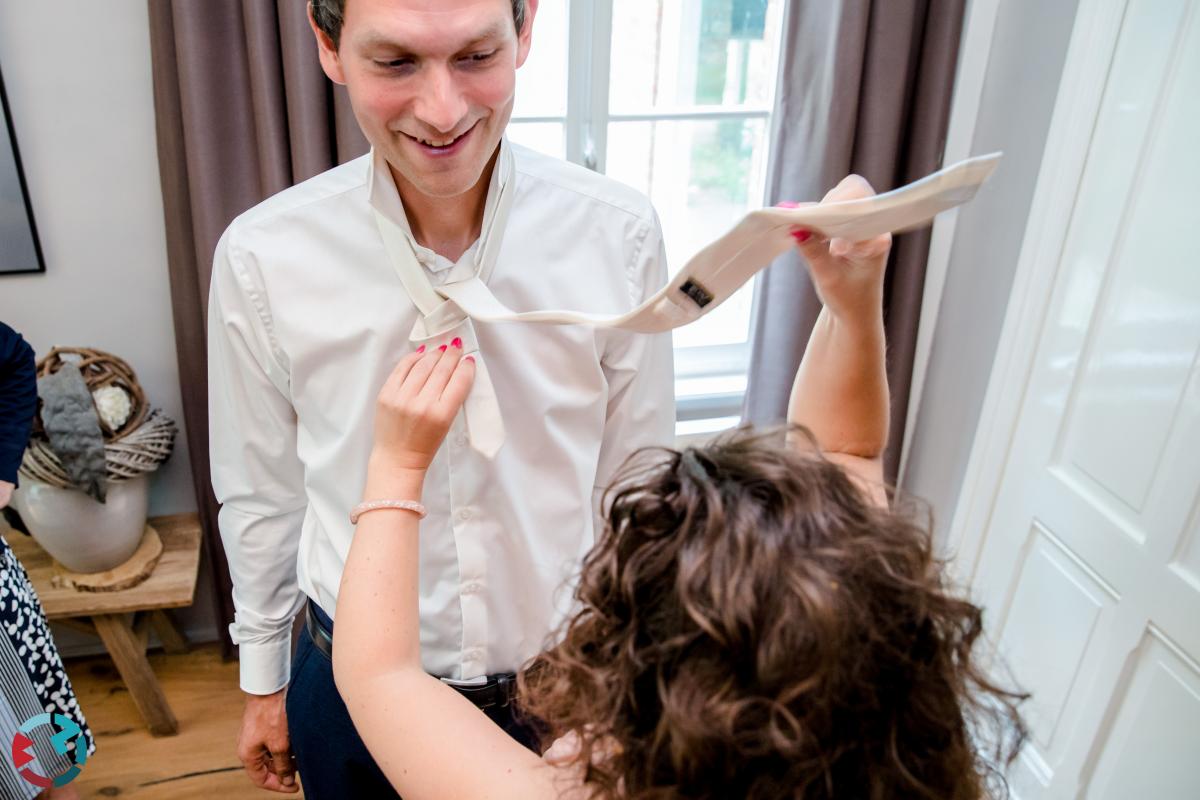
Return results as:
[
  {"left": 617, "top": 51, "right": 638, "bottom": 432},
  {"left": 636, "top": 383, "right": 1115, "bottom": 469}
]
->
[
  {"left": 898, "top": 0, "right": 1002, "bottom": 480},
  {"left": 945, "top": 0, "right": 1134, "bottom": 585}
]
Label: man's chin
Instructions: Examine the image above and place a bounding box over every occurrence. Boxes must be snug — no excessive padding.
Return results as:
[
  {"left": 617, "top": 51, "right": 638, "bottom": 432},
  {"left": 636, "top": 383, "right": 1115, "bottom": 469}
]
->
[
  {"left": 409, "top": 174, "right": 484, "bottom": 200},
  {"left": 382, "top": 140, "right": 498, "bottom": 201}
]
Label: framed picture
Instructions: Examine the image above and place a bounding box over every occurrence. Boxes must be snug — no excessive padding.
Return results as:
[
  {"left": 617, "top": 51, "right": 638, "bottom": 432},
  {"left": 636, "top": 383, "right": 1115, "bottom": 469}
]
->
[{"left": 0, "top": 62, "right": 44, "bottom": 275}]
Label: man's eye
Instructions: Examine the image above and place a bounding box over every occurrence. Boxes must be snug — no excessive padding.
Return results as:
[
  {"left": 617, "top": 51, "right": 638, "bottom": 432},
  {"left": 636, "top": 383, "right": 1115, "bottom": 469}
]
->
[
  {"left": 375, "top": 58, "right": 414, "bottom": 70},
  {"left": 463, "top": 51, "right": 496, "bottom": 65}
]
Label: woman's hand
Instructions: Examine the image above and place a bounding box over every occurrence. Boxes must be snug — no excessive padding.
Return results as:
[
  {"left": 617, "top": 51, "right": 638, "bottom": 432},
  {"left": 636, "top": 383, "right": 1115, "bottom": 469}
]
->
[
  {"left": 783, "top": 175, "right": 893, "bottom": 320},
  {"left": 369, "top": 340, "right": 476, "bottom": 474}
]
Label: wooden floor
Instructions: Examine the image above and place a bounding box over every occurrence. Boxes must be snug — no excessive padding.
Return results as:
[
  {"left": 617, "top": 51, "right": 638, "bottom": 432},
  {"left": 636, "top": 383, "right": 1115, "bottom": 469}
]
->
[{"left": 65, "top": 643, "right": 305, "bottom": 798}]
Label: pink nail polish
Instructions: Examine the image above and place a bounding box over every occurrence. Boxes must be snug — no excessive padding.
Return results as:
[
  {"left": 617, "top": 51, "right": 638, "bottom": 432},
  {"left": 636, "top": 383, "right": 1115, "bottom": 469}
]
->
[
  {"left": 776, "top": 200, "right": 800, "bottom": 208},
  {"left": 438, "top": 344, "right": 448, "bottom": 352},
  {"left": 792, "top": 229, "right": 812, "bottom": 243},
  {"left": 416, "top": 345, "right": 426, "bottom": 353},
  {"left": 465, "top": 356, "right": 475, "bottom": 364},
  {"left": 451, "top": 337, "right": 463, "bottom": 349}
]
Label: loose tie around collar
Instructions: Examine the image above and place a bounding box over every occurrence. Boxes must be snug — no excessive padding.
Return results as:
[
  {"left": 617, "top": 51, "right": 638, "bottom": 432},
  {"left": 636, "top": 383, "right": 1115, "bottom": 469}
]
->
[{"left": 374, "top": 150, "right": 1002, "bottom": 457}]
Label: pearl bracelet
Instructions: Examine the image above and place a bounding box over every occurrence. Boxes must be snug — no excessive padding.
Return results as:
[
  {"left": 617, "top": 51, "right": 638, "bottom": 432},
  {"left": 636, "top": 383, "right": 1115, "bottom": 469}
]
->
[{"left": 350, "top": 499, "right": 428, "bottom": 524}]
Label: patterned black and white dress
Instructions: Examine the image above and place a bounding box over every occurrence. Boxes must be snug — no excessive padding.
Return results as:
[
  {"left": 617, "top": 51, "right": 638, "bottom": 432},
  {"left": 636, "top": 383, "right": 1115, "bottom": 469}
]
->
[
  {"left": 0, "top": 535, "right": 96, "bottom": 798},
  {"left": 0, "top": 323, "right": 95, "bottom": 797}
]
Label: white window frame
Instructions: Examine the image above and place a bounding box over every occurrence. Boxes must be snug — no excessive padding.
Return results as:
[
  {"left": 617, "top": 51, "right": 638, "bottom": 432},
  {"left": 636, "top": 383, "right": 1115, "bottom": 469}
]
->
[{"left": 511, "top": 0, "right": 781, "bottom": 431}]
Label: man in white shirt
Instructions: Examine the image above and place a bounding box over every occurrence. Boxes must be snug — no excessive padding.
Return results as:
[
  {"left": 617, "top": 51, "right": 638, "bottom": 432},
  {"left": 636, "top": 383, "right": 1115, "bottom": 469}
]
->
[{"left": 207, "top": 0, "right": 673, "bottom": 795}]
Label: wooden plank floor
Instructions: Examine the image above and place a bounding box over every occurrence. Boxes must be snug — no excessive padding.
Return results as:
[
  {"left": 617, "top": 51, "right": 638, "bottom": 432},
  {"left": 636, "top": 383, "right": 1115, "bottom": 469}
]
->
[{"left": 65, "top": 643, "right": 305, "bottom": 798}]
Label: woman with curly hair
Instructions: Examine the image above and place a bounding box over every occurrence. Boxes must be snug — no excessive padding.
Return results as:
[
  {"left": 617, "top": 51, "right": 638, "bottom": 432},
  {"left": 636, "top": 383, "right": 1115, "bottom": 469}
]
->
[{"left": 332, "top": 175, "right": 1026, "bottom": 799}]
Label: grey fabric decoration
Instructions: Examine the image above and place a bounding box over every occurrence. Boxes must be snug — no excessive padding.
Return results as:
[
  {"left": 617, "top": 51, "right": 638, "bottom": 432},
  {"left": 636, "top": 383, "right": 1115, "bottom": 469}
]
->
[{"left": 37, "top": 363, "right": 107, "bottom": 502}]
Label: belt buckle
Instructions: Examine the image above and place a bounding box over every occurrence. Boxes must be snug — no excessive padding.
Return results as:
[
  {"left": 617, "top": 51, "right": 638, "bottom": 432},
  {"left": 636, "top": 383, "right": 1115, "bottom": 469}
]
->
[{"left": 445, "top": 673, "right": 516, "bottom": 710}]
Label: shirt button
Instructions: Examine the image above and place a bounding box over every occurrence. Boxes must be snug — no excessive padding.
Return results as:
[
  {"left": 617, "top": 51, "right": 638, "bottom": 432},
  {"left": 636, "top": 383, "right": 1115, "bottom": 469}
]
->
[
  {"left": 455, "top": 433, "right": 468, "bottom": 447},
  {"left": 462, "top": 582, "right": 483, "bottom": 595},
  {"left": 456, "top": 507, "right": 473, "bottom": 522}
]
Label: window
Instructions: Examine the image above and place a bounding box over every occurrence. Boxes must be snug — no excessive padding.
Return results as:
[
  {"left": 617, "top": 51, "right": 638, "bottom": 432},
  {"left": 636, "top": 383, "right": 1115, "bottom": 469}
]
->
[{"left": 509, "top": 0, "right": 787, "bottom": 434}]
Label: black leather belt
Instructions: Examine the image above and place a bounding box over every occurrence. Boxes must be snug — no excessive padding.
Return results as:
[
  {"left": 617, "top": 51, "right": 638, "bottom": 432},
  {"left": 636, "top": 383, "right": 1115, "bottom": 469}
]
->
[{"left": 304, "top": 600, "right": 517, "bottom": 710}]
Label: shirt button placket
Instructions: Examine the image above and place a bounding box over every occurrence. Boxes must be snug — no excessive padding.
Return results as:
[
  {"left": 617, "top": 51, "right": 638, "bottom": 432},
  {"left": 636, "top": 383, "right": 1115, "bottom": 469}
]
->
[{"left": 450, "top": 437, "right": 488, "bottom": 680}]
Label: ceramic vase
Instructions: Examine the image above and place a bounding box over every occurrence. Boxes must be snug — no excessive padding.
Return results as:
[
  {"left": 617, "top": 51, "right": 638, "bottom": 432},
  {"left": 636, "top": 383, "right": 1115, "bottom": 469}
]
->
[{"left": 11, "top": 476, "right": 149, "bottom": 573}]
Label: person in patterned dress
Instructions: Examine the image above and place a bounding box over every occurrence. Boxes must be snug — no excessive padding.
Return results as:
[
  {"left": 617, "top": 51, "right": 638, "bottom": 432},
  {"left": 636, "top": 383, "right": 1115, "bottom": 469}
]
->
[{"left": 0, "top": 321, "right": 95, "bottom": 800}]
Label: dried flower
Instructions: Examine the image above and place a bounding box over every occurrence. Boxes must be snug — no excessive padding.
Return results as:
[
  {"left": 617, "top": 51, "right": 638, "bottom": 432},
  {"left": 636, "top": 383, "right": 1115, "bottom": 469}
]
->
[{"left": 93, "top": 385, "right": 133, "bottom": 431}]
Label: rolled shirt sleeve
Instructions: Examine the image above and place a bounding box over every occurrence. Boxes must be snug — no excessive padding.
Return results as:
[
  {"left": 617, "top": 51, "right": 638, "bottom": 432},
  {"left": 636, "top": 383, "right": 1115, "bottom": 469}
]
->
[
  {"left": 592, "top": 206, "right": 676, "bottom": 523},
  {"left": 208, "top": 229, "right": 308, "bottom": 695}
]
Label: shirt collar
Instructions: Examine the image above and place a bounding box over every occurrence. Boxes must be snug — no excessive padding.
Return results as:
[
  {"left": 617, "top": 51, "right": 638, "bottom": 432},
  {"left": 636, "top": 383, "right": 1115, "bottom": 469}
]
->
[{"left": 366, "top": 139, "right": 512, "bottom": 275}]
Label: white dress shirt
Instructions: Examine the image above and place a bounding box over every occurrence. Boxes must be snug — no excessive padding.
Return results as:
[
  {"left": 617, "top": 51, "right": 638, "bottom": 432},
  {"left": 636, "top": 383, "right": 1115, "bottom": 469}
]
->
[{"left": 208, "top": 141, "right": 675, "bottom": 695}]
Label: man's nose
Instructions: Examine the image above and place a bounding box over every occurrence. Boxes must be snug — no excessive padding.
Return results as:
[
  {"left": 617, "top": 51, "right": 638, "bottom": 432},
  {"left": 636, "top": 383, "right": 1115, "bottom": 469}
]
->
[{"left": 413, "top": 65, "right": 468, "bottom": 134}]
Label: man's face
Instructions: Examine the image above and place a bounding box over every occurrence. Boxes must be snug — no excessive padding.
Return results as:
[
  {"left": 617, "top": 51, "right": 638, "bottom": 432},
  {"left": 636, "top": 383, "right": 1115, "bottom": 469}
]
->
[{"left": 313, "top": 0, "right": 534, "bottom": 200}]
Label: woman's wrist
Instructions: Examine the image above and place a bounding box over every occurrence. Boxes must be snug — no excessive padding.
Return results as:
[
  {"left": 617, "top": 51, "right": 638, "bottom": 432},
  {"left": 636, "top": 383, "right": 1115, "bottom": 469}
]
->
[
  {"left": 821, "top": 301, "right": 885, "bottom": 343},
  {"left": 364, "top": 450, "right": 428, "bottom": 499}
]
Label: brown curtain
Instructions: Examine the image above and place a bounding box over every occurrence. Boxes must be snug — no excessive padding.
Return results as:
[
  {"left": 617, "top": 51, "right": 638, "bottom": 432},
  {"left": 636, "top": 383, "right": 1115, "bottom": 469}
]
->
[
  {"left": 148, "top": 0, "right": 368, "bottom": 656},
  {"left": 742, "top": 0, "right": 965, "bottom": 482}
]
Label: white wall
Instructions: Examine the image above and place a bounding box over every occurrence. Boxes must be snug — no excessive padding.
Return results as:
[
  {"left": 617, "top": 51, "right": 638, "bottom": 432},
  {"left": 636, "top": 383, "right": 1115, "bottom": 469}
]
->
[
  {"left": 901, "top": 0, "right": 1082, "bottom": 542},
  {"left": 0, "top": 1, "right": 218, "bottom": 650}
]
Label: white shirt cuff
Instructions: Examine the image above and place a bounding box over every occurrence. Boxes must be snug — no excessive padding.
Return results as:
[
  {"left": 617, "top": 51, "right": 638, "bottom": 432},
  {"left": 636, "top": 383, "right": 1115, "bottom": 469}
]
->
[{"left": 235, "top": 630, "right": 293, "bottom": 695}]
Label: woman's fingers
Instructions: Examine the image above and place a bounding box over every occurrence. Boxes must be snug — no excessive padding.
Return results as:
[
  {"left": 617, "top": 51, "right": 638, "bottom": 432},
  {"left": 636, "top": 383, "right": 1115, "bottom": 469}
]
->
[
  {"left": 417, "top": 339, "right": 464, "bottom": 403},
  {"left": 822, "top": 173, "right": 875, "bottom": 204},
  {"left": 790, "top": 174, "right": 891, "bottom": 264},
  {"left": 380, "top": 349, "right": 426, "bottom": 397},
  {"left": 396, "top": 345, "right": 445, "bottom": 399}
]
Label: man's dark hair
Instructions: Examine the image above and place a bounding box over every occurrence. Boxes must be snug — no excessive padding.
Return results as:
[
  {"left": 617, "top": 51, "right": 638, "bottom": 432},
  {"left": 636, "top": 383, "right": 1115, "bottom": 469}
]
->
[{"left": 310, "top": 0, "right": 528, "bottom": 50}]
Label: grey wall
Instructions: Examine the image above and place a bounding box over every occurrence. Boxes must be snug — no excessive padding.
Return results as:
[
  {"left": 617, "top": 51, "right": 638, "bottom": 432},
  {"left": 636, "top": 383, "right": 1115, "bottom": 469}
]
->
[
  {"left": 901, "top": 0, "right": 1082, "bottom": 543},
  {"left": 0, "top": 2, "right": 219, "bottom": 651}
]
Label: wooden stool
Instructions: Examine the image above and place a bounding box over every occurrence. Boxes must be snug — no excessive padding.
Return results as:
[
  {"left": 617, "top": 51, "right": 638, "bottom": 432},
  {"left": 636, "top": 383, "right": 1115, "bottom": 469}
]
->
[{"left": 6, "top": 514, "right": 202, "bottom": 736}]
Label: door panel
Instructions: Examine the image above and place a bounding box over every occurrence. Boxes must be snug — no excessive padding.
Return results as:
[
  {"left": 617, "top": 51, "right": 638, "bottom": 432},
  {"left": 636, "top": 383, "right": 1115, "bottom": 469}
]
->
[{"left": 967, "top": 0, "right": 1200, "bottom": 796}]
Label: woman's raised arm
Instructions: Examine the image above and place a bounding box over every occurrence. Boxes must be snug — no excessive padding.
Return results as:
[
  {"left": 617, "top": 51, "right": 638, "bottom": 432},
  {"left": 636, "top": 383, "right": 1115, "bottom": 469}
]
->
[{"left": 782, "top": 176, "right": 892, "bottom": 504}]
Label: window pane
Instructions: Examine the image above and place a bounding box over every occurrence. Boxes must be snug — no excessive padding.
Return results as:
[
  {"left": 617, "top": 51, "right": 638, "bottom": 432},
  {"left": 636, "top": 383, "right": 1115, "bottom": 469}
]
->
[
  {"left": 507, "top": 121, "right": 566, "bottom": 159},
  {"left": 606, "top": 117, "right": 768, "bottom": 348},
  {"left": 513, "top": 0, "right": 568, "bottom": 118},
  {"left": 609, "top": 0, "right": 785, "bottom": 113}
]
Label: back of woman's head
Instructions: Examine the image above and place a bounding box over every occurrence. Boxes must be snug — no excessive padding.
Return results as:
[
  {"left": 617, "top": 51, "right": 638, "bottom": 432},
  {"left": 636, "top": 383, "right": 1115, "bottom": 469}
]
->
[{"left": 520, "top": 426, "right": 1025, "bottom": 799}]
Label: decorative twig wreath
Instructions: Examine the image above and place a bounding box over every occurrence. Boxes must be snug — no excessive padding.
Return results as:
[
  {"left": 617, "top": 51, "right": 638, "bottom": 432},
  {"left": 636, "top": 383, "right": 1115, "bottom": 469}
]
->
[{"left": 21, "top": 347, "right": 176, "bottom": 496}]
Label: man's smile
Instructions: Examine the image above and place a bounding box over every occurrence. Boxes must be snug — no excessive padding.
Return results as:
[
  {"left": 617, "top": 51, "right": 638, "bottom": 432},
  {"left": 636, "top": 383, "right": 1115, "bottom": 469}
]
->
[{"left": 401, "top": 121, "right": 479, "bottom": 156}]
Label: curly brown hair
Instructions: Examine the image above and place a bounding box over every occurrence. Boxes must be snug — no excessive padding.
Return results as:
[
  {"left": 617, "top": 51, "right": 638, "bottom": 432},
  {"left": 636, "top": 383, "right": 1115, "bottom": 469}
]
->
[{"left": 519, "top": 427, "right": 1026, "bottom": 799}]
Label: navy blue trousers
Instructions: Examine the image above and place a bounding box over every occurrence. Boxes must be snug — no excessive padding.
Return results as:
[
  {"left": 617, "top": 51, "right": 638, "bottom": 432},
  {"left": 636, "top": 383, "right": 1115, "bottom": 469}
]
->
[{"left": 287, "top": 602, "right": 541, "bottom": 799}]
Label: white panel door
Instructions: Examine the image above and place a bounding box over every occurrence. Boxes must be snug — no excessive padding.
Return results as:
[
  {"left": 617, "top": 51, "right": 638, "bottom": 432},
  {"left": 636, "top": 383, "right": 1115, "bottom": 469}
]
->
[{"left": 955, "top": 0, "right": 1200, "bottom": 797}]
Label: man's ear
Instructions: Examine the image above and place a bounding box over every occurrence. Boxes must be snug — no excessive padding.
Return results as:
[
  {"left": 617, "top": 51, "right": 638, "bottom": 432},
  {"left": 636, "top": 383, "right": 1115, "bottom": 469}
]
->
[
  {"left": 308, "top": 2, "right": 347, "bottom": 85},
  {"left": 515, "top": 0, "right": 538, "bottom": 69}
]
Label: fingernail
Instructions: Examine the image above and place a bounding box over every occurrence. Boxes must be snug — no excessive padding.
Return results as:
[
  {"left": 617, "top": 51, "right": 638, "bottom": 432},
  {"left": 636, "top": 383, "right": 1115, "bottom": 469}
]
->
[
  {"left": 776, "top": 200, "right": 800, "bottom": 208},
  {"left": 283, "top": 776, "right": 294, "bottom": 786},
  {"left": 451, "top": 337, "right": 463, "bottom": 349},
  {"left": 416, "top": 345, "right": 425, "bottom": 353},
  {"left": 792, "top": 229, "right": 812, "bottom": 243},
  {"left": 465, "top": 356, "right": 475, "bottom": 364},
  {"left": 438, "top": 344, "right": 447, "bottom": 352}
]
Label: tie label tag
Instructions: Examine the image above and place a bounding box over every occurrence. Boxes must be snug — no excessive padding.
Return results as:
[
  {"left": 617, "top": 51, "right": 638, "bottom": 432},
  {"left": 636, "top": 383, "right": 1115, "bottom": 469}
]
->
[{"left": 679, "top": 278, "right": 714, "bottom": 309}]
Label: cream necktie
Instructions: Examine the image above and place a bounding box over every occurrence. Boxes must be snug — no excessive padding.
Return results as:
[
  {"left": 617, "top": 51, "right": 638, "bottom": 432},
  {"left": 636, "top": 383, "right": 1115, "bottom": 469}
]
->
[{"left": 374, "top": 148, "right": 1001, "bottom": 457}]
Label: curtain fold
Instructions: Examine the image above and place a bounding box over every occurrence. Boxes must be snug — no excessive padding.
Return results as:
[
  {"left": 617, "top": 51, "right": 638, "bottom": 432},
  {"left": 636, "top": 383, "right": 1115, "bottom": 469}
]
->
[
  {"left": 742, "top": 0, "right": 965, "bottom": 482},
  {"left": 148, "top": 0, "right": 368, "bottom": 656}
]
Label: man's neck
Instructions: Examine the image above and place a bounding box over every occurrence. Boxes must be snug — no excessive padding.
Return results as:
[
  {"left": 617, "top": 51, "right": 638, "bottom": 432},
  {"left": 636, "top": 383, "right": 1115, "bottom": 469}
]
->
[{"left": 392, "top": 148, "right": 499, "bottom": 263}]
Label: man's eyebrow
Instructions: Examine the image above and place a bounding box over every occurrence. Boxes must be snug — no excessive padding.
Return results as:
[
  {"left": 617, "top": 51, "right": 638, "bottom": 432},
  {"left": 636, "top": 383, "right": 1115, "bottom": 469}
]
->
[
  {"left": 459, "top": 22, "right": 509, "bottom": 49},
  {"left": 358, "top": 33, "right": 413, "bottom": 54},
  {"left": 358, "top": 22, "right": 509, "bottom": 55}
]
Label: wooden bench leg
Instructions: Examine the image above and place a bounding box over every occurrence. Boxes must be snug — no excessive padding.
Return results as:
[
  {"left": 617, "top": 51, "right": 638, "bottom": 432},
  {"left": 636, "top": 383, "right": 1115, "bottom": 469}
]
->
[
  {"left": 133, "top": 611, "right": 152, "bottom": 652},
  {"left": 92, "top": 614, "right": 179, "bottom": 736},
  {"left": 149, "top": 609, "right": 189, "bottom": 655}
]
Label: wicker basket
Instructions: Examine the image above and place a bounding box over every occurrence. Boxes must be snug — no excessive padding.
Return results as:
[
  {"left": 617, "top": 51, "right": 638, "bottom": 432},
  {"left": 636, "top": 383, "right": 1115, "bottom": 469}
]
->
[
  {"left": 21, "top": 409, "right": 177, "bottom": 488},
  {"left": 20, "top": 347, "right": 176, "bottom": 491},
  {"left": 32, "top": 347, "right": 148, "bottom": 439}
]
